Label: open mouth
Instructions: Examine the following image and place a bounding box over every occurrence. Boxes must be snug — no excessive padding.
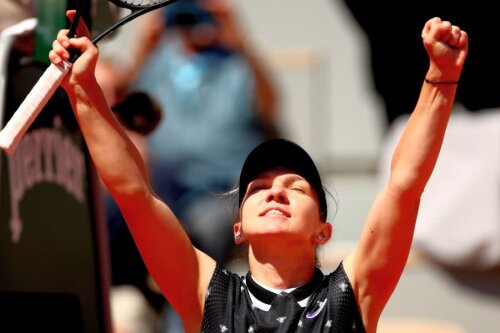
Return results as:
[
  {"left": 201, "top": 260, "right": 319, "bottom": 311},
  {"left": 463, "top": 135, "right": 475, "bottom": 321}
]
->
[{"left": 260, "top": 208, "right": 291, "bottom": 218}]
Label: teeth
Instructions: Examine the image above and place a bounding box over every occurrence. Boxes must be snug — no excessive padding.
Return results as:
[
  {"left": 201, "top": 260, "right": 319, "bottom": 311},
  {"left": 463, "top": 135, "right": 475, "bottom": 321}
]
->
[{"left": 266, "top": 209, "right": 285, "bottom": 216}]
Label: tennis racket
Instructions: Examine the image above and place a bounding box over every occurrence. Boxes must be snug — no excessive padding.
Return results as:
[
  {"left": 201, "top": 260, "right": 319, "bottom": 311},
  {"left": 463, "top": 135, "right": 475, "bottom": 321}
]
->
[{"left": 0, "top": 0, "right": 179, "bottom": 155}]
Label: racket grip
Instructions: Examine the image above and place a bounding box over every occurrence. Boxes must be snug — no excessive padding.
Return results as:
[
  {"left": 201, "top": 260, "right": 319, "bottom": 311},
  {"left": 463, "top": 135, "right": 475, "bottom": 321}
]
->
[{"left": 0, "top": 61, "right": 72, "bottom": 155}]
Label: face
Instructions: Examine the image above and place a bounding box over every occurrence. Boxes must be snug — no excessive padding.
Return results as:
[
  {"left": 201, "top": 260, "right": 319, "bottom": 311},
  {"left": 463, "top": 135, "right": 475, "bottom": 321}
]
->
[
  {"left": 187, "top": 22, "right": 217, "bottom": 49},
  {"left": 237, "top": 167, "right": 329, "bottom": 245}
]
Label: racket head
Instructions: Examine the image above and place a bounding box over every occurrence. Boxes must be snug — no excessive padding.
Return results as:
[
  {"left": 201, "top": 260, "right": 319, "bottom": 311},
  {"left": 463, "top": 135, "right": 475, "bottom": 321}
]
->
[
  {"left": 106, "top": 0, "right": 179, "bottom": 11},
  {"left": 91, "top": 0, "right": 180, "bottom": 44}
]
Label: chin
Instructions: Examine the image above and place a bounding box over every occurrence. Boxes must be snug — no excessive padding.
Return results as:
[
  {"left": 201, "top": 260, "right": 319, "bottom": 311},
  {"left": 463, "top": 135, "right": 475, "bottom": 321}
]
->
[
  {"left": 258, "top": 220, "right": 289, "bottom": 234},
  {"left": 253, "top": 228, "right": 306, "bottom": 240}
]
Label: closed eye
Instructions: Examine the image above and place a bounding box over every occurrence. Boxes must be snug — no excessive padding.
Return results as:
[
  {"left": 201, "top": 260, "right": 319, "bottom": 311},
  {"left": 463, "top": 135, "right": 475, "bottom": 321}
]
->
[
  {"left": 290, "top": 187, "right": 305, "bottom": 193},
  {"left": 247, "top": 182, "right": 269, "bottom": 195}
]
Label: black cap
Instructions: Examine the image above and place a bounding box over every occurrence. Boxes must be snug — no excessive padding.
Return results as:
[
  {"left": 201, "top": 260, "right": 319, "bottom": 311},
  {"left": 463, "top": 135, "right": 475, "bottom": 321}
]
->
[{"left": 238, "top": 138, "right": 327, "bottom": 220}]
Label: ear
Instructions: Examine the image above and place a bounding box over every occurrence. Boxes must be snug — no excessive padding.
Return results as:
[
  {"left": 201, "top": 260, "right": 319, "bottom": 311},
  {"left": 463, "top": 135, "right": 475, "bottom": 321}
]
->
[
  {"left": 315, "top": 222, "right": 333, "bottom": 245},
  {"left": 233, "top": 221, "right": 246, "bottom": 244}
]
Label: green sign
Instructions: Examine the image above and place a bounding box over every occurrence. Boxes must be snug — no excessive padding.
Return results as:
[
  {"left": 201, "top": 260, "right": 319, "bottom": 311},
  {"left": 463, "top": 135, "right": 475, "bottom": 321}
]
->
[
  {"left": 0, "top": 56, "right": 110, "bottom": 332},
  {"left": 34, "top": 0, "right": 68, "bottom": 64}
]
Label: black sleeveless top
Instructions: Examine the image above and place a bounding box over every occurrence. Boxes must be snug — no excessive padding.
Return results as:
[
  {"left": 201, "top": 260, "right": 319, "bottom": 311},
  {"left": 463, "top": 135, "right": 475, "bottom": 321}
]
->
[{"left": 201, "top": 262, "right": 365, "bottom": 332}]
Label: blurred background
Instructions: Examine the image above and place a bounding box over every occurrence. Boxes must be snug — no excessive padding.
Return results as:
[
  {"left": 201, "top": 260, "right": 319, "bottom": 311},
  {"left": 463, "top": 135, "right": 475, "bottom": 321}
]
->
[
  {"left": 231, "top": 2, "right": 500, "bottom": 332},
  {"left": 2, "top": 0, "right": 500, "bottom": 332}
]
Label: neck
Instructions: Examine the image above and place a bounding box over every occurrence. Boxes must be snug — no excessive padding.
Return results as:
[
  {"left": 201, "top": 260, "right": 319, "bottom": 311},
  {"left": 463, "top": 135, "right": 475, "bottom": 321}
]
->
[{"left": 247, "top": 242, "right": 317, "bottom": 290}]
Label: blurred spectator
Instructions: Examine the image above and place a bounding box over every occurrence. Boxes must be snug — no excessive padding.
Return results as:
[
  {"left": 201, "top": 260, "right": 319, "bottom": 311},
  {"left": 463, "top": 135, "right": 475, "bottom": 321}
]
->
[
  {"left": 0, "top": 0, "right": 35, "bottom": 58},
  {"left": 0, "top": 0, "right": 34, "bottom": 32},
  {"left": 132, "top": 0, "right": 278, "bottom": 265}
]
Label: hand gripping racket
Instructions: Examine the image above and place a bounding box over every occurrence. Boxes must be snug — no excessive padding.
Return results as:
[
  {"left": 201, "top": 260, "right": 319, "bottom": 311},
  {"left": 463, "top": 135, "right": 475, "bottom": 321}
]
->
[{"left": 0, "top": 0, "right": 179, "bottom": 155}]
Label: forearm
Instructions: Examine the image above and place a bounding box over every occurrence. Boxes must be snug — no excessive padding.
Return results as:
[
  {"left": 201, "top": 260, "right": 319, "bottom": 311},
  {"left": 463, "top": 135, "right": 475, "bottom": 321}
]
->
[
  {"left": 388, "top": 17, "right": 467, "bottom": 195},
  {"left": 348, "top": 80, "right": 458, "bottom": 329},
  {"left": 65, "top": 76, "right": 150, "bottom": 199},
  {"left": 345, "top": 18, "right": 468, "bottom": 329},
  {"left": 389, "top": 78, "right": 457, "bottom": 195}
]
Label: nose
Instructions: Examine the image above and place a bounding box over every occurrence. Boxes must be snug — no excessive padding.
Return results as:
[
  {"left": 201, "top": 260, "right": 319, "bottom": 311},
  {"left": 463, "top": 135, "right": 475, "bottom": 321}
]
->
[{"left": 266, "top": 186, "right": 289, "bottom": 204}]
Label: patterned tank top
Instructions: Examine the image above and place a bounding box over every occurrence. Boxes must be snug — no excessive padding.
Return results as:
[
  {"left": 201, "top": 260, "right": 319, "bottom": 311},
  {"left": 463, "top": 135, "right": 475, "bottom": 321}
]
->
[{"left": 201, "top": 262, "right": 365, "bottom": 332}]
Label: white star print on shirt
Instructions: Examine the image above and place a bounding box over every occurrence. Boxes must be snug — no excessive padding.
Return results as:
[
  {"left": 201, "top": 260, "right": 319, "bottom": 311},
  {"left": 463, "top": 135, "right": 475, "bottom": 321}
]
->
[
  {"left": 220, "top": 324, "right": 228, "bottom": 332},
  {"left": 276, "top": 317, "right": 286, "bottom": 324}
]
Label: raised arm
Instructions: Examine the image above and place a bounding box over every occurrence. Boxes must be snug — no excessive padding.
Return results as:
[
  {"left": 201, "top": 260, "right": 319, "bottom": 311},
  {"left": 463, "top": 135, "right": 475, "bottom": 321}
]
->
[
  {"left": 343, "top": 17, "right": 468, "bottom": 331},
  {"left": 50, "top": 11, "right": 215, "bottom": 331}
]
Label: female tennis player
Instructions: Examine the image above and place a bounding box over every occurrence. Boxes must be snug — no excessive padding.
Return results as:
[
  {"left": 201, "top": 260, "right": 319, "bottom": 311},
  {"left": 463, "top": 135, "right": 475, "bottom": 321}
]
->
[{"left": 50, "top": 12, "right": 467, "bottom": 332}]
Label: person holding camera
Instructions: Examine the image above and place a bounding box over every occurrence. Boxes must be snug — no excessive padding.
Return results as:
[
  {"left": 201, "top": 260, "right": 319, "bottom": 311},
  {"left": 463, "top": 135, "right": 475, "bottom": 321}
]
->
[{"left": 133, "top": 0, "right": 278, "bottom": 267}]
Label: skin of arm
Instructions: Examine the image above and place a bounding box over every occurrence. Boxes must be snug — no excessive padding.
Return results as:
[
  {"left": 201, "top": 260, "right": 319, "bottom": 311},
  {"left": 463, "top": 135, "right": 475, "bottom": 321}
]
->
[
  {"left": 343, "top": 17, "right": 468, "bottom": 332},
  {"left": 50, "top": 11, "right": 216, "bottom": 332}
]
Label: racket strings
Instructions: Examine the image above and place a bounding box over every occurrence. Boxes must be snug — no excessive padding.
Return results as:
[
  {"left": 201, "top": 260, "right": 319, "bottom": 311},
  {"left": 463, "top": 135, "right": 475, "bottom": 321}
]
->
[{"left": 119, "top": 0, "right": 165, "bottom": 6}]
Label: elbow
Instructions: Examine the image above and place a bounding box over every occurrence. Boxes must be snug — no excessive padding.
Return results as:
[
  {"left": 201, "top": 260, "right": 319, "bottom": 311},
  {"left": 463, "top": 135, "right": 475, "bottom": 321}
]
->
[
  {"left": 388, "top": 158, "right": 434, "bottom": 199},
  {"left": 387, "top": 170, "right": 426, "bottom": 201},
  {"left": 106, "top": 176, "right": 153, "bottom": 207}
]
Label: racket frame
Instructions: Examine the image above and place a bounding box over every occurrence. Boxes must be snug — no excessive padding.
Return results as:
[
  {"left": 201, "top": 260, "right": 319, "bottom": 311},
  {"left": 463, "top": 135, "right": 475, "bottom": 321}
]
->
[{"left": 0, "top": 0, "right": 179, "bottom": 154}]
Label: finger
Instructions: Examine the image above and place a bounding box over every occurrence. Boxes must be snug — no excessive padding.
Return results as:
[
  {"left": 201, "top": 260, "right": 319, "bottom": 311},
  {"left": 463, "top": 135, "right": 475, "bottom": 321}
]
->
[
  {"left": 52, "top": 39, "right": 71, "bottom": 61},
  {"left": 201, "top": 0, "right": 222, "bottom": 10},
  {"left": 447, "top": 26, "right": 462, "bottom": 47},
  {"left": 422, "top": 17, "right": 441, "bottom": 37},
  {"left": 56, "top": 29, "right": 71, "bottom": 46},
  {"left": 436, "top": 20, "right": 452, "bottom": 43},
  {"left": 458, "top": 30, "right": 468, "bottom": 49},
  {"left": 206, "top": 0, "right": 230, "bottom": 15},
  {"left": 66, "top": 9, "right": 76, "bottom": 19},
  {"left": 49, "top": 50, "right": 64, "bottom": 65},
  {"left": 68, "top": 36, "right": 98, "bottom": 58}
]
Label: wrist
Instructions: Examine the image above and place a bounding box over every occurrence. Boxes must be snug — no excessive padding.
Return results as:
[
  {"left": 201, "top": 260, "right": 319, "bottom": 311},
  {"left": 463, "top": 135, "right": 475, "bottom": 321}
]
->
[
  {"left": 424, "top": 78, "right": 459, "bottom": 85},
  {"left": 425, "top": 66, "right": 461, "bottom": 85}
]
